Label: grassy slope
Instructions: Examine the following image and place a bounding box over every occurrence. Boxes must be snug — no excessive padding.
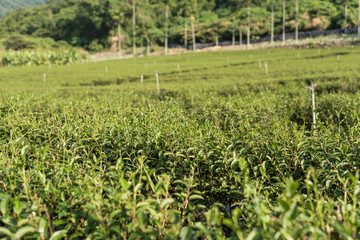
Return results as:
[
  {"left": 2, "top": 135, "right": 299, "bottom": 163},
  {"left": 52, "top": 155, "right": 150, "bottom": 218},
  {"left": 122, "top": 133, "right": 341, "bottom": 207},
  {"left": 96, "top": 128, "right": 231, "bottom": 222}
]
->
[{"left": 1, "top": 47, "right": 360, "bottom": 93}]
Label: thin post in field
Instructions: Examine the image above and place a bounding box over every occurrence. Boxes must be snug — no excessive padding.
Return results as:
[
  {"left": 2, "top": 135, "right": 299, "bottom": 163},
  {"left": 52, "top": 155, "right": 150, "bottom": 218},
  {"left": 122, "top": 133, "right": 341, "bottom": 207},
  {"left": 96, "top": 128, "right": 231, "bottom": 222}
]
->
[
  {"left": 140, "top": 74, "right": 143, "bottom": 84},
  {"left": 264, "top": 62, "right": 268, "bottom": 74},
  {"left": 305, "top": 83, "right": 317, "bottom": 130},
  {"left": 43, "top": 73, "right": 46, "bottom": 83},
  {"left": 155, "top": 71, "right": 160, "bottom": 95}
]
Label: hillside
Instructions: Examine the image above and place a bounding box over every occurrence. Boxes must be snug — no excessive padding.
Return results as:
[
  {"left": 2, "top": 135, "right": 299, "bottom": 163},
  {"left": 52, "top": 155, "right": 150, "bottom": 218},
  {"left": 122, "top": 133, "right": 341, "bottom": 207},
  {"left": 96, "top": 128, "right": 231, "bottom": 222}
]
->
[
  {"left": 0, "top": 0, "right": 358, "bottom": 51},
  {"left": 0, "top": 0, "right": 46, "bottom": 18}
]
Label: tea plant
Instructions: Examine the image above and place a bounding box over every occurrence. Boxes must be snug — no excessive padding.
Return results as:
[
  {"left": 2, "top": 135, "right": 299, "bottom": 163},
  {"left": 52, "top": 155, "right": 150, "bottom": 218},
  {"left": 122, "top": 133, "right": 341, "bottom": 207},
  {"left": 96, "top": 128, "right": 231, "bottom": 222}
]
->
[
  {"left": 0, "top": 47, "right": 360, "bottom": 239},
  {"left": 0, "top": 49, "right": 87, "bottom": 67}
]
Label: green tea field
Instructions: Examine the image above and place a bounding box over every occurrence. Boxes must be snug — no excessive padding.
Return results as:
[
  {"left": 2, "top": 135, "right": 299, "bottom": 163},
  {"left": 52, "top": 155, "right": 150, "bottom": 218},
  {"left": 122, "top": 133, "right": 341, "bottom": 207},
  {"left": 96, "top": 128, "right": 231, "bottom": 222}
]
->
[{"left": 1, "top": 47, "right": 360, "bottom": 239}]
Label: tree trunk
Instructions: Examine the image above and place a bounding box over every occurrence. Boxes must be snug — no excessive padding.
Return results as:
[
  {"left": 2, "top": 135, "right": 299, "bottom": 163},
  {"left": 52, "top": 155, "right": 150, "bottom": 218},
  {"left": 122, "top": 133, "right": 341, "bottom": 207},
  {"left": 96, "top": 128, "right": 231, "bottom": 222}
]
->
[
  {"left": 232, "top": 24, "right": 235, "bottom": 48},
  {"left": 239, "top": 27, "right": 242, "bottom": 47},
  {"left": 295, "top": 0, "right": 298, "bottom": 44},
  {"left": 271, "top": 0, "right": 274, "bottom": 44},
  {"left": 184, "top": 20, "right": 188, "bottom": 49},
  {"left": 358, "top": 0, "right": 360, "bottom": 39},
  {"left": 118, "top": 20, "right": 122, "bottom": 57},
  {"left": 216, "top": 33, "right": 219, "bottom": 46},
  {"left": 48, "top": 8, "right": 54, "bottom": 29},
  {"left": 147, "top": 33, "right": 150, "bottom": 56},
  {"left": 345, "top": 0, "right": 348, "bottom": 36},
  {"left": 165, "top": 5, "right": 169, "bottom": 55},
  {"left": 191, "top": 18, "right": 196, "bottom": 51},
  {"left": 282, "top": 0, "right": 286, "bottom": 44},
  {"left": 132, "top": 0, "right": 136, "bottom": 56},
  {"left": 247, "top": 2, "right": 251, "bottom": 49}
]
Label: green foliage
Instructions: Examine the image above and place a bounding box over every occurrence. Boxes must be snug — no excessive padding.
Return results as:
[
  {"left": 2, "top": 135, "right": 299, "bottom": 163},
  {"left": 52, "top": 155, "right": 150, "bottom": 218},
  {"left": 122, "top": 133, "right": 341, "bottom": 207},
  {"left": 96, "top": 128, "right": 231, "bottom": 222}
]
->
[
  {"left": 0, "top": 49, "right": 88, "bottom": 66},
  {"left": 0, "top": 0, "right": 359, "bottom": 50},
  {"left": 0, "top": 0, "right": 47, "bottom": 19},
  {"left": 1, "top": 47, "right": 360, "bottom": 238}
]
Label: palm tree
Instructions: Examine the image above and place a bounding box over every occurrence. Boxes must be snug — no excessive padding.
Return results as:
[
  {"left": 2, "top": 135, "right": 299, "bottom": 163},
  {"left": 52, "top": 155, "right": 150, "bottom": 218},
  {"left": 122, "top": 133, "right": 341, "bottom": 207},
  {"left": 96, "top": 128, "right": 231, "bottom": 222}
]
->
[
  {"left": 247, "top": 0, "right": 251, "bottom": 49},
  {"left": 164, "top": 0, "right": 170, "bottom": 55},
  {"left": 132, "top": 0, "right": 136, "bottom": 56},
  {"left": 295, "top": 0, "right": 298, "bottom": 44},
  {"left": 344, "top": 0, "right": 348, "bottom": 36},
  {"left": 190, "top": 15, "right": 196, "bottom": 51},
  {"left": 282, "top": 0, "right": 286, "bottom": 44},
  {"left": 358, "top": 0, "right": 360, "bottom": 40},
  {"left": 271, "top": 0, "right": 274, "bottom": 44},
  {"left": 232, "top": 16, "right": 236, "bottom": 48},
  {"left": 109, "top": 0, "right": 129, "bottom": 58},
  {"left": 178, "top": 0, "right": 192, "bottom": 50}
]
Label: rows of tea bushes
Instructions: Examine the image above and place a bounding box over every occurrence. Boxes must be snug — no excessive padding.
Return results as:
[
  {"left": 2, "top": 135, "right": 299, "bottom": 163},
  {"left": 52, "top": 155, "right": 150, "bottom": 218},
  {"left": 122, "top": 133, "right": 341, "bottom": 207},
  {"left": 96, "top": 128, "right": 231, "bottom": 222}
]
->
[
  {"left": 1, "top": 47, "right": 360, "bottom": 239},
  {"left": 0, "top": 49, "right": 87, "bottom": 67}
]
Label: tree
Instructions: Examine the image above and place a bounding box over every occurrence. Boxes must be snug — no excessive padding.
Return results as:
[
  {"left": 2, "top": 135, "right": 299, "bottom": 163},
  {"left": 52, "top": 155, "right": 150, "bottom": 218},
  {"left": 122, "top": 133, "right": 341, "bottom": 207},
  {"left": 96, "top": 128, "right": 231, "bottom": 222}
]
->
[
  {"left": 190, "top": 15, "right": 196, "bottom": 51},
  {"left": 132, "top": 0, "right": 136, "bottom": 56},
  {"left": 109, "top": 0, "right": 130, "bottom": 57},
  {"left": 207, "top": 19, "right": 229, "bottom": 46},
  {"left": 247, "top": 0, "right": 251, "bottom": 49},
  {"left": 282, "top": 0, "right": 285, "bottom": 44},
  {"left": 271, "top": 0, "right": 274, "bottom": 44},
  {"left": 178, "top": 0, "right": 192, "bottom": 49},
  {"left": 345, "top": 0, "right": 348, "bottom": 35},
  {"left": 295, "top": 0, "right": 298, "bottom": 43},
  {"left": 358, "top": 0, "right": 360, "bottom": 39},
  {"left": 162, "top": 0, "right": 172, "bottom": 55}
]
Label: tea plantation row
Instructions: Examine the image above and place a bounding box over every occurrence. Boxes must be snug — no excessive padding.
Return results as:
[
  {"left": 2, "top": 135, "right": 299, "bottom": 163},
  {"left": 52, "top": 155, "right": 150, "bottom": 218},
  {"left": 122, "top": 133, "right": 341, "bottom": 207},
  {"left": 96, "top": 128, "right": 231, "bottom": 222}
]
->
[{"left": 0, "top": 48, "right": 360, "bottom": 239}]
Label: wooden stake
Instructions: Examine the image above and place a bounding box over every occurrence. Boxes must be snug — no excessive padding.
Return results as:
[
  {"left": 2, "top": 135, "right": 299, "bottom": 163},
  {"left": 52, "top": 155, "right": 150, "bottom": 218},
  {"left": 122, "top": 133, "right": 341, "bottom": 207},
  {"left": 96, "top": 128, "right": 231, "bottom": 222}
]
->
[
  {"left": 140, "top": 74, "right": 143, "bottom": 84},
  {"left": 265, "top": 62, "right": 268, "bottom": 74},
  {"left": 305, "top": 83, "right": 317, "bottom": 130},
  {"left": 43, "top": 73, "right": 46, "bottom": 83},
  {"left": 155, "top": 71, "right": 160, "bottom": 95}
]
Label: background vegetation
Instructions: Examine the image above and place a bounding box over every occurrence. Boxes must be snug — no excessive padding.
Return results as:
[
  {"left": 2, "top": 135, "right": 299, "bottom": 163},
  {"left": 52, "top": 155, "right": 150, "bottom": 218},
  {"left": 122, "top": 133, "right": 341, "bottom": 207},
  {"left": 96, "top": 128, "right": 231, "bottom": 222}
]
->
[
  {"left": 0, "top": 0, "right": 359, "bottom": 51},
  {"left": 0, "top": 0, "right": 46, "bottom": 18}
]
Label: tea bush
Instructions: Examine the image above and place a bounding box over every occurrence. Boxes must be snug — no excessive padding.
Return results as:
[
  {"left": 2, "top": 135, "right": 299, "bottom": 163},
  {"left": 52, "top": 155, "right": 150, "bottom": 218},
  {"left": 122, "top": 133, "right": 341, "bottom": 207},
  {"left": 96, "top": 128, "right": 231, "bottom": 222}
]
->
[{"left": 0, "top": 47, "right": 360, "bottom": 239}]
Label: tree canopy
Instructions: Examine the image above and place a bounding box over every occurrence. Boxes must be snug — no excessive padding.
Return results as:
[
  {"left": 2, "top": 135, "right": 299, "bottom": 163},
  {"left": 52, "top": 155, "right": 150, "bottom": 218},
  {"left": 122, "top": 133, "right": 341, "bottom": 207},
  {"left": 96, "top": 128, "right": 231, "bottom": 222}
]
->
[
  {"left": 0, "top": 0, "right": 47, "bottom": 18},
  {"left": 0, "top": 0, "right": 358, "bottom": 51}
]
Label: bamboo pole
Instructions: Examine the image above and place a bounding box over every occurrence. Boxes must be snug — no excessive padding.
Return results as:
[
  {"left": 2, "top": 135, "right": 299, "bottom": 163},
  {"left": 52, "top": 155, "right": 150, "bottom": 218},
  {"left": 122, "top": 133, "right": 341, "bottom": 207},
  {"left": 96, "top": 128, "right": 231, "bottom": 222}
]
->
[{"left": 305, "top": 84, "right": 317, "bottom": 130}]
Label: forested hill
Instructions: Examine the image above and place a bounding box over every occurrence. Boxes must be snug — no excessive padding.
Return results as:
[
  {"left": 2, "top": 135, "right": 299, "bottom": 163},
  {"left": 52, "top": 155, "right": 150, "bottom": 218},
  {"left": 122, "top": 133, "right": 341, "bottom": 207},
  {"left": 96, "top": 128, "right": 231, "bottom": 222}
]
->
[
  {"left": 0, "top": 0, "right": 47, "bottom": 18},
  {"left": 0, "top": 0, "right": 358, "bottom": 51}
]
